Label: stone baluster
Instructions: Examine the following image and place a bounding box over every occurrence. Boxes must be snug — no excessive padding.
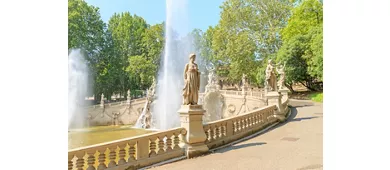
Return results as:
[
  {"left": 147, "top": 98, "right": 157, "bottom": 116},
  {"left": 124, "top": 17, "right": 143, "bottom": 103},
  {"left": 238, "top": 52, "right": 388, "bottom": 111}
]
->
[
  {"left": 233, "top": 121, "right": 237, "bottom": 133},
  {"left": 117, "top": 143, "right": 127, "bottom": 165},
  {"left": 68, "top": 154, "right": 74, "bottom": 170},
  {"left": 149, "top": 137, "right": 157, "bottom": 157},
  {"left": 128, "top": 142, "right": 136, "bottom": 162},
  {"left": 166, "top": 135, "right": 173, "bottom": 152},
  {"left": 107, "top": 146, "right": 117, "bottom": 168},
  {"left": 209, "top": 127, "right": 215, "bottom": 141},
  {"left": 223, "top": 124, "right": 227, "bottom": 136},
  {"left": 75, "top": 152, "right": 85, "bottom": 170},
  {"left": 236, "top": 120, "right": 241, "bottom": 132},
  {"left": 215, "top": 125, "right": 220, "bottom": 139},
  {"left": 254, "top": 114, "right": 258, "bottom": 125},
  {"left": 241, "top": 119, "right": 246, "bottom": 130},
  {"left": 204, "top": 127, "right": 210, "bottom": 142},
  {"left": 97, "top": 148, "right": 107, "bottom": 170},
  {"left": 173, "top": 133, "right": 180, "bottom": 150},
  {"left": 86, "top": 151, "right": 96, "bottom": 170},
  {"left": 157, "top": 136, "right": 165, "bottom": 154}
]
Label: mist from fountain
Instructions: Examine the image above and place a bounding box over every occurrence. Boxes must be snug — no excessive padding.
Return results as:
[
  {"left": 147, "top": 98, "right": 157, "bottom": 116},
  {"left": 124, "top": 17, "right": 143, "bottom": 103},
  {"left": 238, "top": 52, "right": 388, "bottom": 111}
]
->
[
  {"left": 151, "top": 0, "right": 194, "bottom": 130},
  {"left": 68, "top": 49, "right": 90, "bottom": 130}
]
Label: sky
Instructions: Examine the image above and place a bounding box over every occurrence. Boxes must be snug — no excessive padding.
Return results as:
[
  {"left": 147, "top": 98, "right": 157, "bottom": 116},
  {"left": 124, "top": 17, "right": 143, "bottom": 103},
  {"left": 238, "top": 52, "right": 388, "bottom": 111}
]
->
[{"left": 84, "top": 0, "right": 225, "bottom": 36}]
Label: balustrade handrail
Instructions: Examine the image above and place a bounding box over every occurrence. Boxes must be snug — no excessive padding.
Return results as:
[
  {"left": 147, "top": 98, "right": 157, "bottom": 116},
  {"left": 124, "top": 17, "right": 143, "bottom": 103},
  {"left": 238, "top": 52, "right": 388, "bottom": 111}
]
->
[
  {"left": 85, "top": 97, "right": 147, "bottom": 109},
  {"left": 203, "top": 105, "right": 276, "bottom": 127},
  {"left": 69, "top": 127, "right": 187, "bottom": 170},
  {"left": 68, "top": 127, "right": 186, "bottom": 154}
]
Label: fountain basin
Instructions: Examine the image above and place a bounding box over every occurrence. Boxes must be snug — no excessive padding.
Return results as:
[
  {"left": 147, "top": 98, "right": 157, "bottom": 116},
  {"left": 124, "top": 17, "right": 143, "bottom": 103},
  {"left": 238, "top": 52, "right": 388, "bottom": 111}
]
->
[{"left": 68, "top": 125, "right": 155, "bottom": 149}]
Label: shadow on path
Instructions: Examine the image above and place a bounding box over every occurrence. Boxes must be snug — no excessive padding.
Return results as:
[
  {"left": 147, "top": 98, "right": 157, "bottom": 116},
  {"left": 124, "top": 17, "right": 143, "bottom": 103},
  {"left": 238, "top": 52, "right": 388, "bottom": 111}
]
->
[
  {"left": 215, "top": 142, "right": 267, "bottom": 154},
  {"left": 291, "top": 116, "right": 318, "bottom": 122}
]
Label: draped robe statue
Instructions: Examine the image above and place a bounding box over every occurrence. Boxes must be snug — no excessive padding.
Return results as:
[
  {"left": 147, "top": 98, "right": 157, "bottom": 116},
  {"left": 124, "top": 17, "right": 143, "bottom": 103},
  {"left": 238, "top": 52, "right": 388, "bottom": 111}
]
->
[
  {"left": 182, "top": 53, "right": 200, "bottom": 105},
  {"left": 265, "top": 59, "right": 277, "bottom": 91},
  {"left": 276, "top": 62, "right": 286, "bottom": 90}
]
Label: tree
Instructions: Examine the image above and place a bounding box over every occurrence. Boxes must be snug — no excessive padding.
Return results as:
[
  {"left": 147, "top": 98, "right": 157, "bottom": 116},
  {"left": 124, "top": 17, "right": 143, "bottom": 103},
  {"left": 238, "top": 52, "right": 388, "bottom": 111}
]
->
[
  {"left": 211, "top": 0, "right": 293, "bottom": 85},
  {"left": 277, "top": 0, "right": 323, "bottom": 90},
  {"left": 107, "top": 12, "right": 148, "bottom": 94},
  {"left": 126, "top": 55, "right": 157, "bottom": 90},
  {"left": 68, "top": 0, "right": 106, "bottom": 98},
  {"left": 141, "top": 23, "right": 164, "bottom": 66}
]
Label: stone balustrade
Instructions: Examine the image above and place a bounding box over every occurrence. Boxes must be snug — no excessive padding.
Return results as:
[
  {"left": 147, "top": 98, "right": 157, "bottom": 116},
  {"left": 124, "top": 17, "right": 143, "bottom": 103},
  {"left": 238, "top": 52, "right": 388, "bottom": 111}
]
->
[
  {"left": 86, "top": 98, "right": 147, "bottom": 126},
  {"left": 219, "top": 90, "right": 265, "bottom": 99},
  {"left": 69, "top": 89, "right": 290, "bottom": 170},
  {"left": 203, "top": 105, "right": 277, "bottom": 149},
  {"left": 68, "top": 127, "right": 187, "bottom": 170}
]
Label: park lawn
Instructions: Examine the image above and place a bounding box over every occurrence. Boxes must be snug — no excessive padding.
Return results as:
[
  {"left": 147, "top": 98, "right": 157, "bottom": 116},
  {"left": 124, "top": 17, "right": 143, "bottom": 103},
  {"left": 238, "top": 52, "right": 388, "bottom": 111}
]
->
[{"left": 309, "top": 92, "right": 323, "bottom": 103}]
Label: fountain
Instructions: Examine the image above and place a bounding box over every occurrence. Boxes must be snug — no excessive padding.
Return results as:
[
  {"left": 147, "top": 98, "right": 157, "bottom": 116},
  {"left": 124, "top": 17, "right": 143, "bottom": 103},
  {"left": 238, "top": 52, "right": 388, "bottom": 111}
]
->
[
  {"left": 151, "top": 0, "right": 194, "bottom": 130},
  {"left": 135, "top": 78, "right": 156, "bottom": 129},
  {"left": 68, "top": 49, "right": 89, "bottom": 130}
]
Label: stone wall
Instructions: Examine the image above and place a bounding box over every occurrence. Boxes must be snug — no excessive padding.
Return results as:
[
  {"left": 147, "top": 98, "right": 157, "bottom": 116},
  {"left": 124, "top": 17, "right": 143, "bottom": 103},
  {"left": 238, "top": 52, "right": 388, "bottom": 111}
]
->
[
  {"left": 86, "top": 90, "right": 266, "bottom": 127},
  {"left": 87, "top": 98, "right": 147, "bottom": 126},
  {"left": 199, "top": 90, "right": 267, "bottom": 123}
]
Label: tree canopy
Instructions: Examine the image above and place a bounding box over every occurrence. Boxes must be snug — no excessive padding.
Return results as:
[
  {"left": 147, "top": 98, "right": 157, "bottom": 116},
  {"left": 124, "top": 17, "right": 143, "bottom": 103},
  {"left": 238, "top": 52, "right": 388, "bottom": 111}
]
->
[{"left": 68, "top": 0, "right": 323, "bottom": 98}]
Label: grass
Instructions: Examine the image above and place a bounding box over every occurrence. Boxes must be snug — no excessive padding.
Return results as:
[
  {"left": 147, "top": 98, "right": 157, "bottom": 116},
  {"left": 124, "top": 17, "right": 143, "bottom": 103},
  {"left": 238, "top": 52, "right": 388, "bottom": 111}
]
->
[{"left": 309, "top": 92, "right": 323, "bottom": 103}]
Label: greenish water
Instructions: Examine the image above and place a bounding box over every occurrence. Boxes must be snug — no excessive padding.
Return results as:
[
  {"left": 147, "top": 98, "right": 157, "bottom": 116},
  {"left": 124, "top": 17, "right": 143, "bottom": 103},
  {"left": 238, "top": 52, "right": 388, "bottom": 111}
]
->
[{"left": 68, "top": 125, "right": 154, "bottom": 150}]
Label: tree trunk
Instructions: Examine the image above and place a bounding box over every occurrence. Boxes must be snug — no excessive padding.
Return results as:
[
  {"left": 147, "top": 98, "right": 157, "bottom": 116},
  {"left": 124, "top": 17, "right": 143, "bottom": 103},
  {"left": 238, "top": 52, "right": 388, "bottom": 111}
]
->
[
  {"left": 286, "top": 83, "right": 295, "bottom": 93},
  {"left": 299, "top": 81, "right": 316, "bottom": 91}
]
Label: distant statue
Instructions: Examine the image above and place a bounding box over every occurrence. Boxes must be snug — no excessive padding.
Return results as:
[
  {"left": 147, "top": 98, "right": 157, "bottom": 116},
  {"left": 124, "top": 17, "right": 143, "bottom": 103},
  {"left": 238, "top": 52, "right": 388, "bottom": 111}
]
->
[
  {"left": 149, "top": 77, "right": 156, "bottom": 96},
  {"left": 265, "top": 59, "right": 277, "bottom": 91},
  {"left": 242, "top": 74, "right": 248, "bottom": 87},
  {"left": 182, "top": 53, "right": 200, "bottom": 105},
  {"left": 276, "top": 62, "right": 286, "bottom": 90},
  {"left": 206, "top": 63, "right": 216, "bottom": 85},
  {"left": 208, "top": 71, "right": 215, "bottom": 85}
]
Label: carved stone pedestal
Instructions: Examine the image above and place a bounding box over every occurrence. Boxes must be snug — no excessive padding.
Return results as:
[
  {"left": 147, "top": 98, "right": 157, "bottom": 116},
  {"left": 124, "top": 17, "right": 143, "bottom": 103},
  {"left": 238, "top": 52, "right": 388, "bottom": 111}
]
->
[
  {"left": 178, "top": 105, "right": 209, "bottom": 158},
  {"left": 278, "top": 88, "right": 289, "bottom": 101},
  {"left": 266, "top": 91, "right": 286, "bottom": 122}
]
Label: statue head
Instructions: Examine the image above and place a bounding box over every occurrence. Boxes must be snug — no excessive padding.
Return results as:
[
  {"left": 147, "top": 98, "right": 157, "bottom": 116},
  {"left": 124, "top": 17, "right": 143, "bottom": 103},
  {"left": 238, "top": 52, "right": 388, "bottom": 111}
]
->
[
  {"left": 268, "top": 59, "right": 272, "bottom": 64},
  {"left": 189, "top": 53, "right": 196, "bottom": 62}
]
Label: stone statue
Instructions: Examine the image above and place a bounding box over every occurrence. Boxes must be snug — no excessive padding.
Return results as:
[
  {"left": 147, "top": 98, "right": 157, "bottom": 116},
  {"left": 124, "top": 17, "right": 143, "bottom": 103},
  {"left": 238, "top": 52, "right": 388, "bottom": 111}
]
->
[
  {"left": 276, "top": 62, "right": 286, "bottom": 90},
  {"left": 208, "top": 71, "right": 215, "bottom": 85},
  {"left": 182, "top": 53, "right": 200, "bottom": 105},
  {"left": 242, "top": 74, "right": 248, "bottom": 87},
  {"left": 149, "top": 77, "right": 156, "bottom": 97},
  {"left": 265, "top": 59, "right": 277, "bottom": 91}
]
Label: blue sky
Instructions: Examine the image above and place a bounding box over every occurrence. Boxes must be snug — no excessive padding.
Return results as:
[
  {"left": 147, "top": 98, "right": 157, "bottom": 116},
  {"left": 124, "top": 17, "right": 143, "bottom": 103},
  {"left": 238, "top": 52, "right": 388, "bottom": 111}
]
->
[{"left": 85, "top": 0, "right": 225, "bottom": 35}]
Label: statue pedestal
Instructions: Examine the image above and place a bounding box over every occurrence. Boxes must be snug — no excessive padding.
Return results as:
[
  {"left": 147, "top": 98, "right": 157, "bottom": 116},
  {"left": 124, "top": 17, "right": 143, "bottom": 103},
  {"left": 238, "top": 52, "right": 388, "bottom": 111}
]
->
[
  {"left": 278, "top": 88, "right": 289, "bottom": 101},
  {"left": 241, "top": 86, "right": 248, "bottom": 95},
  {"left": 178, "top": 105, "right": 209, "bottom": 158},
  {"left": 266, "top": 91, "right": 286, "bottom": 122}
]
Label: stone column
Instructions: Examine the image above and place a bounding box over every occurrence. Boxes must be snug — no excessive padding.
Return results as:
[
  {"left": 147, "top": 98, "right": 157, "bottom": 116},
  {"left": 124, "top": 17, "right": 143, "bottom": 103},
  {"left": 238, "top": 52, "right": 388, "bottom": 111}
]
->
[
  {"left": 178, "top": 105, "right": 209, "bottom": 158},
  {"left": 126, "top": 89, "right": 131, "bottom": 105},
  {"left": 266, "top": 91, "right": 286, "bottom": 122},
  {"left": 100, "top": 93, "right": 105, "bottom": 107},
  {"left": 278, "top": 88, "right": 289, "bottom": 102}
]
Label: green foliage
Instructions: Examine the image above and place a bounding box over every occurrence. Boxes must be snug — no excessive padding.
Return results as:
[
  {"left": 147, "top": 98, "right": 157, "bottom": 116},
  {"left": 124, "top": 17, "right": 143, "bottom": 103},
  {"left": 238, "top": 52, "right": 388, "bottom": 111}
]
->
[
  {"left": 141, "top": 23, "right": 164, "bottom": 66},
  {"left": 126, "top": 55, "right": 157, "bottom": 90},
  {"left": 68, "top": 0, "right": 323, "bottom": 99},
  {"left": 209, "top": 0, "right": 293, "bottom": 84},
  {"left": 281, "top": 0, "right": 323, "bottom": 42},
  {"left": 276, "top": 0, "right": 323, "bottom": 90},
  {"left": 69, "top": 1, "right": 163, "bottom": 99},
  {"left": 309, "top": 92, "right": 323, "bottom": 103}
]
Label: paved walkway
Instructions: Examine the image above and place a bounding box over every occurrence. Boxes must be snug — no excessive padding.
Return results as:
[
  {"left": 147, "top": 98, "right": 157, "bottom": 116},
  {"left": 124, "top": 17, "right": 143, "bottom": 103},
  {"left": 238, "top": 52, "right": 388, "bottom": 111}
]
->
[{"left": 148, "top": 100, "right": 323, "bottom": 170}]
